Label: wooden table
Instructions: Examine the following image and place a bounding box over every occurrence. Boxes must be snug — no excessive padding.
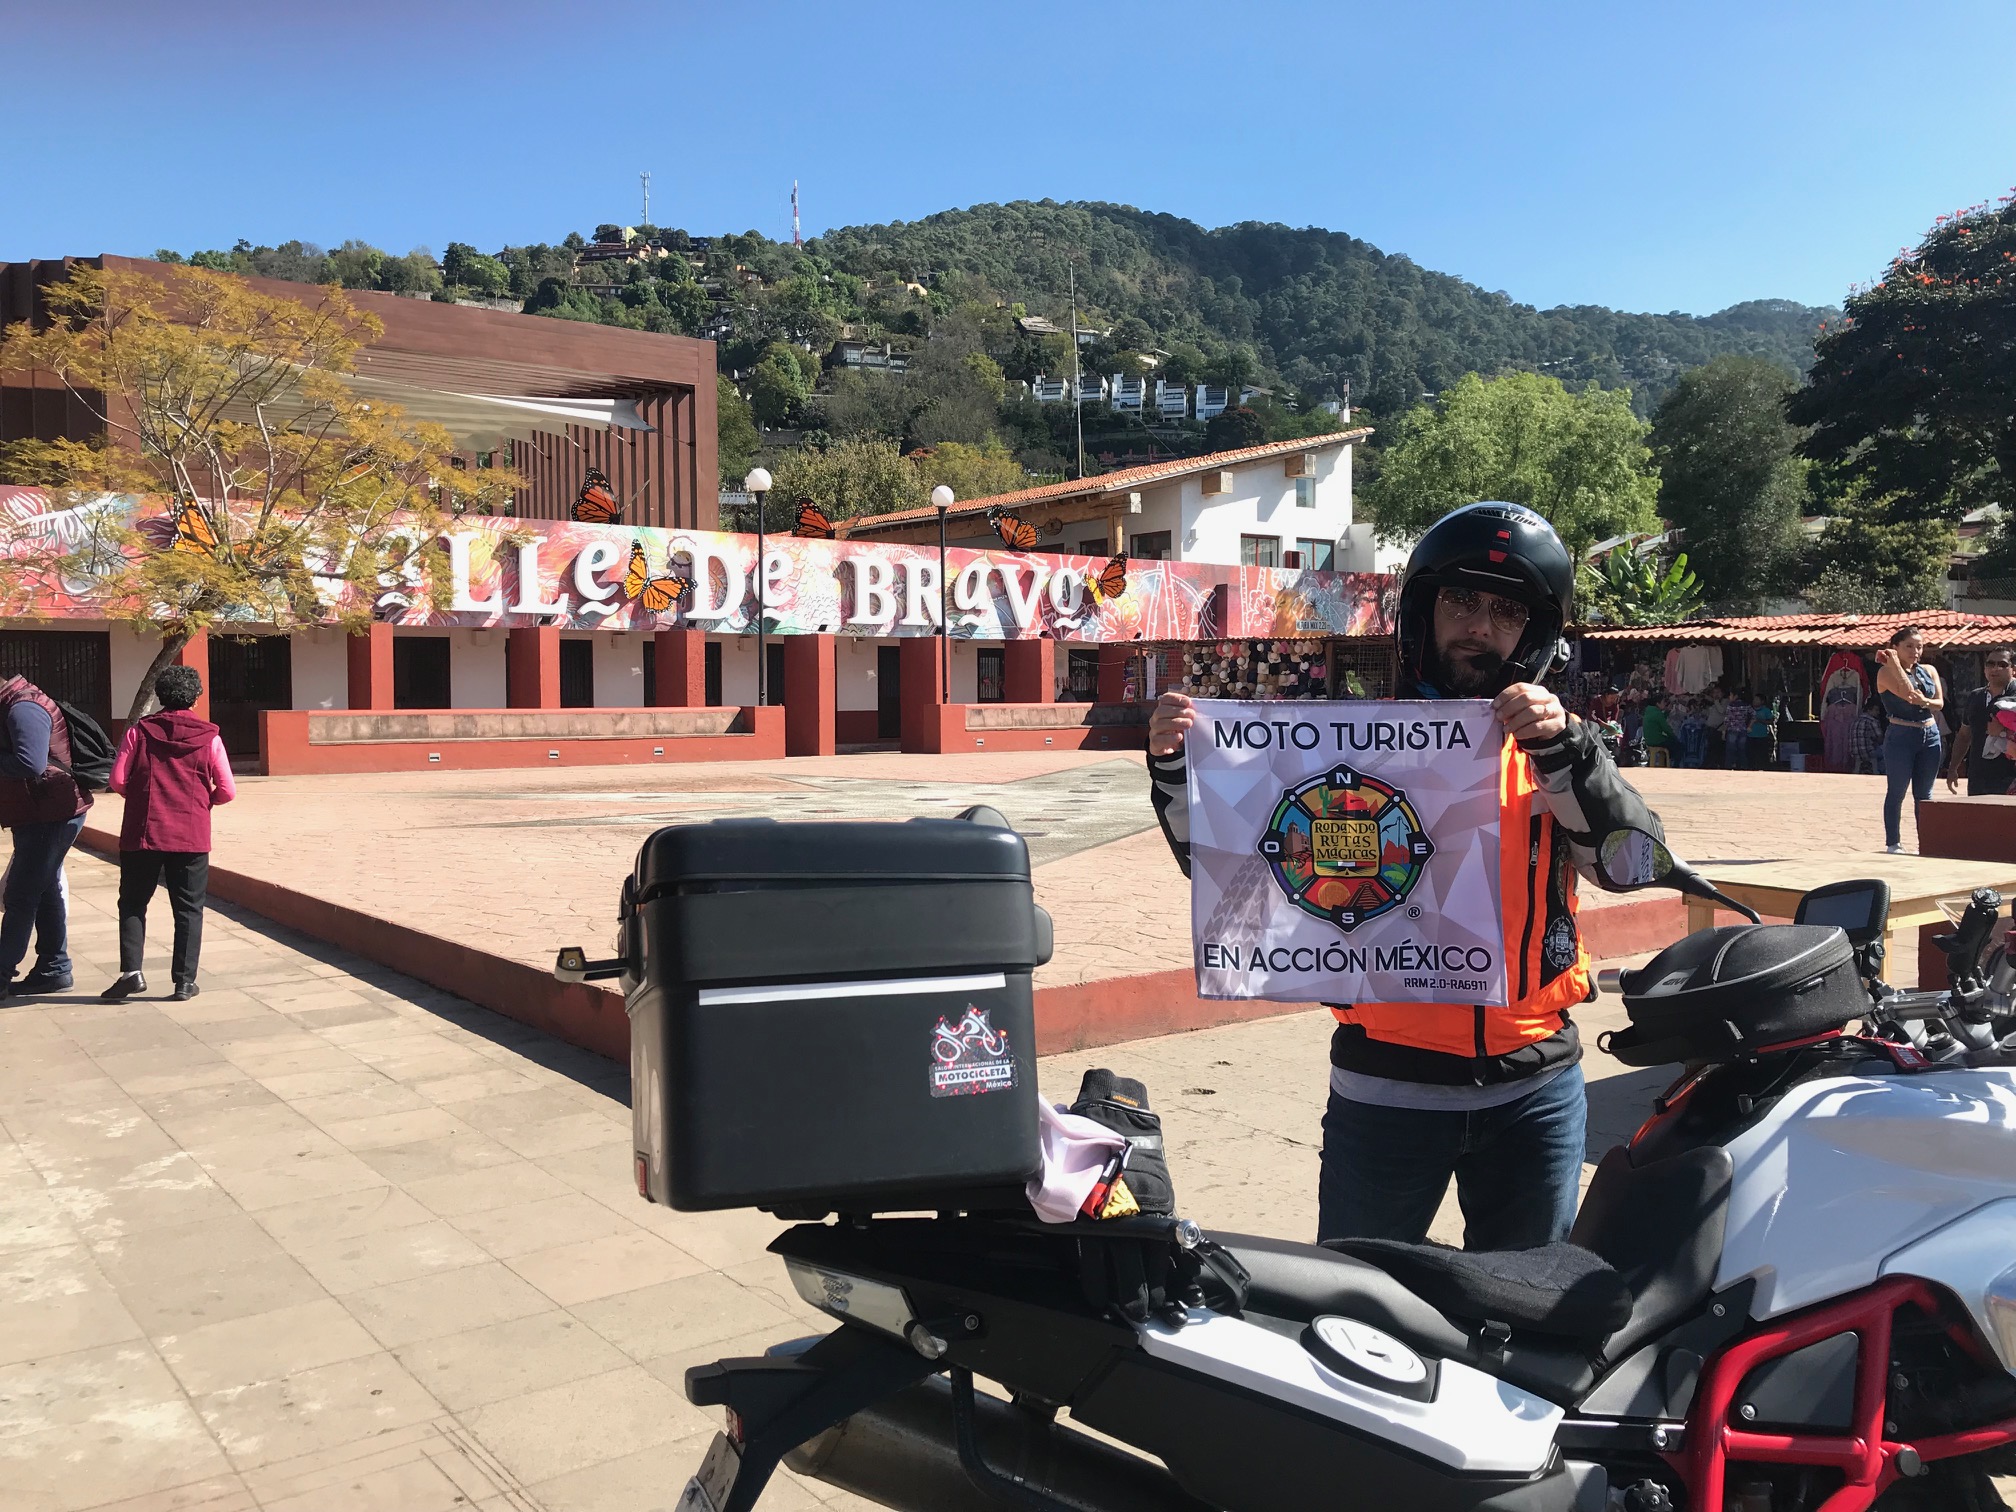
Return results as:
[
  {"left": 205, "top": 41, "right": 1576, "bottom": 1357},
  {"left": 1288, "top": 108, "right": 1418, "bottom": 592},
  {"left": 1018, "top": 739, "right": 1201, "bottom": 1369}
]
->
[{"left": 1686, "top": 856, "right": 2016, "bottom": 966}]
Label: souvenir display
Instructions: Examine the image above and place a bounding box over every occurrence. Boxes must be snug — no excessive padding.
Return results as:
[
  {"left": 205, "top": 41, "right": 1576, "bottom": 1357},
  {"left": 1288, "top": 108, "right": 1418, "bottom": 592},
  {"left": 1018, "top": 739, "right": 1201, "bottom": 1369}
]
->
[{"left": 1177, "top": 638, "right": 1335, "bottom": 700}]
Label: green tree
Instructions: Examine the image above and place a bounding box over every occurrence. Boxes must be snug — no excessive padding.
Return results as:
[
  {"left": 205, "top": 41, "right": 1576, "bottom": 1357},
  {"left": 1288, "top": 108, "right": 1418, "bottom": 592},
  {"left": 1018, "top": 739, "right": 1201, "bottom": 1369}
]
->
[
  {"left": 1649, "top": 356, "right": 1808, "bottom": 611},
  {"left": 913, "top": 439, "right": 1025, "bottom": 502},
  {"left": 442, "top": 243, "right": 510, "bottom": 298},
  {"left": 771, "top": 437, "right": 924, "bottom": 521},
  {"left": 1802, "top": 495, "right": 1956, "bottom": 613},
  {"left": 716, "top": 375, "right": 760, "bottom": 486},
  {"left": 379, "top": 249, "right": 443, "bottom": 296},
  {"left": 1204, "top": 405, "right": 1267, "bottom": 450},
  {"left": 962, "top": 352, "right": 1008, "bottom": 406},
  {"left": 747, "top": 343, "right": 813, "bottom": 427},
  {"left": 1789, "top": 197, "right": 2016, "bottom": 521},
  {"left": 1364, "top": 371, "right": 1660, "bottom": 559},
  {"left": 326, "top": 240, "right": 387, "bottom": 291}
]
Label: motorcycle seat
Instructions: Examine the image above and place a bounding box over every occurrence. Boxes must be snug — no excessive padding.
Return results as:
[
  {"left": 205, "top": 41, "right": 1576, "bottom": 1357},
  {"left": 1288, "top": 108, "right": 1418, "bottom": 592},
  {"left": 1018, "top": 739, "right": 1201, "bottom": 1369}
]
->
[
  {"left": 1323, "top": 1238, "right": 1633, "bottom": 1340},
  {"left": 1210, "top": 1231, "right": 1601, "bottom": 1404}
]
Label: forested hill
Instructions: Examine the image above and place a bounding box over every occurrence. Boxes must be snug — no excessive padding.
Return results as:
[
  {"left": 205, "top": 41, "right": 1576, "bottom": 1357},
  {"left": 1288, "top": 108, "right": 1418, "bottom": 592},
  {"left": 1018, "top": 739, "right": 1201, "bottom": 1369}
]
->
[
  {"left": 813, "top": 201, "right": 1832, "bottom": 414},
  {"left": 153, "top": 200, "right": 1833, "bottom": 420}
]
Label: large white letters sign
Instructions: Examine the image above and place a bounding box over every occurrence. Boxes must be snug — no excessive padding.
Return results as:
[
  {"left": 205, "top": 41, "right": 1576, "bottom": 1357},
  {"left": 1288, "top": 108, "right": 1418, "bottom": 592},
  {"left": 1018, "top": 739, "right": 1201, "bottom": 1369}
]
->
[{"left": 1186, "top": 699, "right": 1507, "bottom": 1006}]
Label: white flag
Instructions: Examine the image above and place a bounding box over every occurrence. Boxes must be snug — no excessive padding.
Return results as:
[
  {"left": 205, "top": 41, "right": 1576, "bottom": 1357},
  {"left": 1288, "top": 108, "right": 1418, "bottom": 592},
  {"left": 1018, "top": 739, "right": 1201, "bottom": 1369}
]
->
[{"left": 1186, "top": 699, "right": 1507, "bottom": 1006}]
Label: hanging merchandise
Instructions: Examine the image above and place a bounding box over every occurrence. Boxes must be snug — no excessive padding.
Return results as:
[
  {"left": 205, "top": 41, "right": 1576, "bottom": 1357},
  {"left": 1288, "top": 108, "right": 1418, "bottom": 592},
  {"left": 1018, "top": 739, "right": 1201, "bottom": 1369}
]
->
[
  {"left": 1177, "top": 637, "right": 1339, "bottom": 701},
  {"left": 1818, "top": 650, "right": 1867, "bottom": 773}
]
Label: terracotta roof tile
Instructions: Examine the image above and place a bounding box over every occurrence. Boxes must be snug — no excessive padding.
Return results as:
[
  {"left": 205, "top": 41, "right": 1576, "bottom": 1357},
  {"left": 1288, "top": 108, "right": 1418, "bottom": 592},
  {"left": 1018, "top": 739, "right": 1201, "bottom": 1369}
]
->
[
  {"left": 1574, "top": 609, "right": 2016, "bottom": 649},
  {"left": 838, "top": 431, "right": 1370, "bottom": 536}
]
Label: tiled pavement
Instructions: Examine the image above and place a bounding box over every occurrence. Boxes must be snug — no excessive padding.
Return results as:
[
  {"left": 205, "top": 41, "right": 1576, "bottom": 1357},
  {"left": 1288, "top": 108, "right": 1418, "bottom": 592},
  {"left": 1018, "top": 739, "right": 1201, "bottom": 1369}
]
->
[
  {"left": 0, "top": 853, "right": 867, "bottom": 1512},
  {"left": 3, "top": 850, "right": 1673, "bottom": 1512},
  {"left": 102, "top": 756, "right": 1920, "bottom": 999},
  {"left": 4, "top": 762, "right": 1965, "bottom": 1512}
]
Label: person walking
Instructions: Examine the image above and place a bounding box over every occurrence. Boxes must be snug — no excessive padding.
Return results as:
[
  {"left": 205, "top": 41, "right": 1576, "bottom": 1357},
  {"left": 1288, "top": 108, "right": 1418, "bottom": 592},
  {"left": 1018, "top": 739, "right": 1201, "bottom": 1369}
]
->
[
  {"left": 0, "top": 674, "right": 93, "bottom": 995},
  {"left": 1945, "top": 645, "right": 2016, "bottom": 798},
  {"left": 1876, "top": 626, "right": 1944, "bottom": 854},
  {"left": 102, "top": 666, "right": 234, "bottom": 1001}
]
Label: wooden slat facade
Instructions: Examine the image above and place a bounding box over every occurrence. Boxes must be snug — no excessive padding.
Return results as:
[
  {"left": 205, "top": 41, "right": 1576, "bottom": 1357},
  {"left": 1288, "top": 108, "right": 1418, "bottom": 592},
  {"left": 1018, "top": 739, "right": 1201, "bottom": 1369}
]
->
[{"left": 0, "top": 256, "right": 718, "bottom": 530}]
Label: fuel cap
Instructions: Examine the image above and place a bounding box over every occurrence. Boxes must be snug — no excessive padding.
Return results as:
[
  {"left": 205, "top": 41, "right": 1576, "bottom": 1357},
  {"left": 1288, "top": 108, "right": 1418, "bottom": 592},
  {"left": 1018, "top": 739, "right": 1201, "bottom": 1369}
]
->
[{"left": 1306, "top": 1315, "right": 1436, "bottom": 1401}]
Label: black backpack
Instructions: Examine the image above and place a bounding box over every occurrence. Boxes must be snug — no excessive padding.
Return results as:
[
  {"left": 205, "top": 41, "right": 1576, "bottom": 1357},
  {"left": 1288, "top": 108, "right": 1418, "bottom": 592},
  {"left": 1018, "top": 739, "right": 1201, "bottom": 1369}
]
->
[{"left": 49, "top": 700, "right": 116, "bottom": 792}]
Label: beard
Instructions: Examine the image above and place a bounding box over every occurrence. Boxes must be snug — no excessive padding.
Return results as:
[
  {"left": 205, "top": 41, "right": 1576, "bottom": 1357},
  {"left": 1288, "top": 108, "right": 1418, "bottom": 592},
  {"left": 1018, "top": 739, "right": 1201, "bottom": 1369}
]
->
[{"left": 1435, "top": 645, "right": 1506, "bottom": 696}]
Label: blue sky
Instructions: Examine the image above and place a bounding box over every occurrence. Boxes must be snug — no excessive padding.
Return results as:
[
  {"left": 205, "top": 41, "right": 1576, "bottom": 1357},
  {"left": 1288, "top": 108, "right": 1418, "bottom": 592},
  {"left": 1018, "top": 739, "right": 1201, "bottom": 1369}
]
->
[{"left": 7, "top": 0, "right": 2011, "bottom": 316}]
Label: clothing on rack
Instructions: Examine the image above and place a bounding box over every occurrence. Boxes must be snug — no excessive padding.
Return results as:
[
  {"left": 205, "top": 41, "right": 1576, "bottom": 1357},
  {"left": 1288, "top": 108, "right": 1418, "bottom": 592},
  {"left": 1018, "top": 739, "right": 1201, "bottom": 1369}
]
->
[{"left": 1663, "top": 645, "right": 1725, "bottom": 695}]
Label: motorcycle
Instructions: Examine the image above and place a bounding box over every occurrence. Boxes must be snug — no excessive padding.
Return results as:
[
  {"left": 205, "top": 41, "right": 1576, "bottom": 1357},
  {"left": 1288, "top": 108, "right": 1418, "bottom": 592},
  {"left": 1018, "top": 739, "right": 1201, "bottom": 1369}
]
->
[{"left": 568, "top": 823, "right": 2016, "bottom": 1512}]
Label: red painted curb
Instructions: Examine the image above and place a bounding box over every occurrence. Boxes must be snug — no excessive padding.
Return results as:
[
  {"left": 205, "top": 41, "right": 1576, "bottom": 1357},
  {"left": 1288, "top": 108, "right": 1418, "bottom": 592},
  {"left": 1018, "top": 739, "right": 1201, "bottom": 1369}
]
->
[{"left": 76, "top": 823, "right": 1693, "bottom": 1066}]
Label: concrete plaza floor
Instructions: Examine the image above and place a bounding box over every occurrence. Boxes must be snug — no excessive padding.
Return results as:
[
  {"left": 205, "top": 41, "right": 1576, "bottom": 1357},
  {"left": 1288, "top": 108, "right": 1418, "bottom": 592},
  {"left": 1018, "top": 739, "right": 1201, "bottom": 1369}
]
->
[
  {"left": 2, "top": 760, "right": 1963, "bottom": 1511},
  {"left": 3, "top": 850, "right": 1671, "bottom": 1512},
  {"left": 96, "top": 754, "right": 1919, "bottom": 1001}
]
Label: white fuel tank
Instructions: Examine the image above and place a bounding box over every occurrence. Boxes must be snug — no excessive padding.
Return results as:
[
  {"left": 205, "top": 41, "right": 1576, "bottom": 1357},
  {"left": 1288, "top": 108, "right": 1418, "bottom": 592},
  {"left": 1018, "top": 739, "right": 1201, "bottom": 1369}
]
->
[{"left": 1715, "top": 1067, "right": 2016, "bottom": 1318}]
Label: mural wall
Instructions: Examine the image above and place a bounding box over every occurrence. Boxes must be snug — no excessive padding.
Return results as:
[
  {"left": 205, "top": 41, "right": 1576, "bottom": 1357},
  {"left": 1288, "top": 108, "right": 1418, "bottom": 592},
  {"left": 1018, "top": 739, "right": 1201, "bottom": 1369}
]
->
[{"left": 0, "top": 487, "right": 1393, "bottom": 645}]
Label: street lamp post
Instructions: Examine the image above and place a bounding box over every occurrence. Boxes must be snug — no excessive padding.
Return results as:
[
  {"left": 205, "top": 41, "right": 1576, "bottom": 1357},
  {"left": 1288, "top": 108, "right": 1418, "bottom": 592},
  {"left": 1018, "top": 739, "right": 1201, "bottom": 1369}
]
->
[
  {"left": 744, "top": 467, "right": 772, "bottom": 707},
  {"left": 931, "top": 485, "right": 954, "bottom": 701}
]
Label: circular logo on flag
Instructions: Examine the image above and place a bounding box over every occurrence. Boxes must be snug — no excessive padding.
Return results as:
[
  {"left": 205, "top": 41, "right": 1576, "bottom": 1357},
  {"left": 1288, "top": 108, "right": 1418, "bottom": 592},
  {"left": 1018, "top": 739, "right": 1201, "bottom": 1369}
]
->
[{"left": 1256, "top": 766, "right": 1436, "bottom": 933}]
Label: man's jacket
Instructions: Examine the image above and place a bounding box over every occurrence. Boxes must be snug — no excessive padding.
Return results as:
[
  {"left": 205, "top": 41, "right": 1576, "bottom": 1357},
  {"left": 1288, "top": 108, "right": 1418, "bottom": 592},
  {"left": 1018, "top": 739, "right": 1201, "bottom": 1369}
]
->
[{"left": 1149, "top": 715, "right": 1663, "bottom": 1087}]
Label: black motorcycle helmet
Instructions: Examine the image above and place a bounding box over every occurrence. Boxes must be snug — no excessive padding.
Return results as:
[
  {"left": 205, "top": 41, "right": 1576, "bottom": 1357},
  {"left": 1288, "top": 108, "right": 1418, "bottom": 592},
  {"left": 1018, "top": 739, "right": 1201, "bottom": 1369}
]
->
[{"left": 1395, "top": 501, "right": 1574, "bottom": 696}]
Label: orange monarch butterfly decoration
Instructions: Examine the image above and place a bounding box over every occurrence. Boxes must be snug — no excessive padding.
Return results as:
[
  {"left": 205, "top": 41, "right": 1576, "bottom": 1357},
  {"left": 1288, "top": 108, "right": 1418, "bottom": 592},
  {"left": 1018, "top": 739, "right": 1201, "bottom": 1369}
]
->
[
  {"left": 987, "top": 505, "right": 1038, "bottom": 552},
  {"left": 572, "top": 468, "right": 621, "bottom": 525},
  {"left": 791, "top": 499, "right": 836, "bottom": 539},
  {"left": 170, "top": 500, "right": 219, "bottom": 557},
  {"left": 1086, "top": 553, "right": 1128, "bottom": 605},
  {"left": 622, "top": 540, "right": 692, "bottom": 614}
]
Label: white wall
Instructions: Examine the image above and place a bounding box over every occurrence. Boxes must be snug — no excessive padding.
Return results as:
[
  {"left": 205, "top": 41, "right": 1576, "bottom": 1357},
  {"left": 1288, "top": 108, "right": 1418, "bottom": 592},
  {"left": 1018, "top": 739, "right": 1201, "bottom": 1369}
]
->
[
  {"left": 291, "top": 627, "right": 349, "bottom": 710},
  {"left": 838, "top": 637, "right": 881, "bottom": 711},
  {"left": 1338, "top": 521, "right": 1411, "bottom": 574},
  {"left": 448, "top": 630, "right": 506, "bottom": 708},
  {"left": 108, "top": 624, "right": 158, "bottom": 716},
  {"left": 1179, "top": 444, "right": 1355, "bottom": 568},
  {"left": 949, "top": 638, "right": 980, "bottom": 702},
  {"left": 590, "top": 632, "right": 646, "bottom": 708},
  {"left": 717, "top": 636, "right": 758, "bottom": 706}
]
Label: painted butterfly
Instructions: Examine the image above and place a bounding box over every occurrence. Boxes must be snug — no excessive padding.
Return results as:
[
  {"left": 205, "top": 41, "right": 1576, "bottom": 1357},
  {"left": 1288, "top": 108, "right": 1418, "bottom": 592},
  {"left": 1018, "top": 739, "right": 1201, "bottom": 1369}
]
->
[
  {"left": 171, "top": 500, "right": 219, "bottom": 556},
  {"left": 572, "top": 467, "right": 621, "bottom": 525},
  {"left": 1086, "top": 553, "right": 1128, "bottom": 605},
  {"left": 792, "top": 499, "right": 836, "bottom": 539},
  {"left": 988, "top": 505, "right": 1038, "bottom": 551},
  {"left": 623, "top": 540, "right": 692, "bottom": 613}
]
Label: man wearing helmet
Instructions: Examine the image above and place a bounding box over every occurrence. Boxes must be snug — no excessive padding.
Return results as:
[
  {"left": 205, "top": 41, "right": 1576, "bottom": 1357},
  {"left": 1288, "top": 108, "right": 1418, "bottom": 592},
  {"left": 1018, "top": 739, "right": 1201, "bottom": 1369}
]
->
[{"left": 1147, "top": 502, "right": 1662, "bottom": 1250}]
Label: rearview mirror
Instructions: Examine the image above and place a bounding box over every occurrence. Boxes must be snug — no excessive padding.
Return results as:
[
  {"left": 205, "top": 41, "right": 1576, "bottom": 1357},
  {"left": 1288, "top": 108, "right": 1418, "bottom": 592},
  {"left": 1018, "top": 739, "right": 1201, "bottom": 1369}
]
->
[{"left": 1598, "top": 829, "right": 1675, "bottom": 892}]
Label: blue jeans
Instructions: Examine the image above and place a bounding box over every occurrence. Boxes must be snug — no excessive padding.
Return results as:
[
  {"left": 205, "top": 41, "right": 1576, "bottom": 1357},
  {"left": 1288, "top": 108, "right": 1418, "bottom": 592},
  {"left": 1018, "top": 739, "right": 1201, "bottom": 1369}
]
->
[
  {"left": 0, "top": 814, "right": 85, "bottom": 981},
  {"left": 1881, "top": 723, "right": 1943, "bottom": 848},
  {"left": 1316, "top": 1063, "right": 1587, "bottom": 1251}
]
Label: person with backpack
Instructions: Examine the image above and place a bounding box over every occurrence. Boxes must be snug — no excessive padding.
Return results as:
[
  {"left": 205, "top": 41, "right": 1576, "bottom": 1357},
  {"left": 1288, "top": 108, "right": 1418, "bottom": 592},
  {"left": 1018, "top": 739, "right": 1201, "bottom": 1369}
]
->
[
  {"left": 102, "top": 665, "right": 234, "bottom": 1002},
  {"left": 0, "top": 673, "right": 110, "bottom": 995}
]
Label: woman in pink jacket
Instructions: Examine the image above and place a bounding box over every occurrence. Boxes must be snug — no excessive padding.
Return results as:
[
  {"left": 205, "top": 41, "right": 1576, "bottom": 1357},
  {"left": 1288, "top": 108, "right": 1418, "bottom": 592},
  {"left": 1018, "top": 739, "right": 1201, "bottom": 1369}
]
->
[{"left": 103, "top": 665, "right": 235, "bottom": 1001}]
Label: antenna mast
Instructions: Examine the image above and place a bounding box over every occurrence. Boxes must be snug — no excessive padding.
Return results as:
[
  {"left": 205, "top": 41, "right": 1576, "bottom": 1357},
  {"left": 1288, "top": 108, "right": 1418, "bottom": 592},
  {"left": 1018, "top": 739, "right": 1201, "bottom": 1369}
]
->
[
  {"left": 1070, "top": 260, "right": 1085, "bottom": 480},
  {"left": 792, "top": 181, "right": 802, "bottom": 248},
  {"left": 640, "top": 171, "right": 651, "bottom": 227}
]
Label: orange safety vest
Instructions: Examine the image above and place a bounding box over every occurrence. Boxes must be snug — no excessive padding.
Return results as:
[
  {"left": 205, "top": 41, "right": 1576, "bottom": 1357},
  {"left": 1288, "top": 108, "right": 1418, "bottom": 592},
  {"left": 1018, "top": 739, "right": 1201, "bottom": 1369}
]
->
[{"left": 1332, "top": 734, "right": 1590, "bottom": 1058}]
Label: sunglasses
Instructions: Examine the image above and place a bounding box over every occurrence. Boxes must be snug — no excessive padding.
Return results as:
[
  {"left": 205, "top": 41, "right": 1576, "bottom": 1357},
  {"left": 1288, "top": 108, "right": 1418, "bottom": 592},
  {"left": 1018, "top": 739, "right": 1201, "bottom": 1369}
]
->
[{"left": 1436, "top": 585, "right": 1531, "bottom": 633}]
